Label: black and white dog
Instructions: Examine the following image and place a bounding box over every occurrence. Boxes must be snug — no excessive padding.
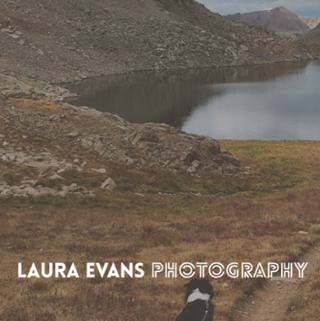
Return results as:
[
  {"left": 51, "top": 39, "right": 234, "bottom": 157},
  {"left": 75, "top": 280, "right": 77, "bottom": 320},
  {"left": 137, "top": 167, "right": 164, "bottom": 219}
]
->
[{"left": 175, "top": 278, "right": 214, "bottom": 321}]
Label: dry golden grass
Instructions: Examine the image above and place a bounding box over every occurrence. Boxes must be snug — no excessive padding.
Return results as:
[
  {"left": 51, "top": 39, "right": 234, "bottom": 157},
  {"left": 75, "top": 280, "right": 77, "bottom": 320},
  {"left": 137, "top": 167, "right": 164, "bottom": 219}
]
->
[
  {"left": 1, "top": 140, "right": 320, "bottom": 320},
  {"left": 9, "top": 98, "right": 63, "bottom": 113}
]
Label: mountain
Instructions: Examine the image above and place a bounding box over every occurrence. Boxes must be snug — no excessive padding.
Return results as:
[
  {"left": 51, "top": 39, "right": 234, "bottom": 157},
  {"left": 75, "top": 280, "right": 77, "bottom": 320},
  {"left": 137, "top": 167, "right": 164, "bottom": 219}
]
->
[
  {"left": 302, "top": 22, "right": 320, "bottom": 54},
  {"left": 301, "top": 18, "right": 320, "bottom": 29},
  {"left": 0, "top": 1, "right": 314, "bottom": 82},
  {"left": 225, "top": 6, "right": 310, "bottom": 38}
]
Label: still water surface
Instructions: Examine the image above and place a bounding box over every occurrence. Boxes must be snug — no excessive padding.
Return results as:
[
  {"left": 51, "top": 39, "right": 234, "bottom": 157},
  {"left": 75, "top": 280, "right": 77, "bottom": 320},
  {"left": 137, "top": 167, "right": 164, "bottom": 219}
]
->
[{"left": 66, "top": 60, "right": 320, "bottom": 140}]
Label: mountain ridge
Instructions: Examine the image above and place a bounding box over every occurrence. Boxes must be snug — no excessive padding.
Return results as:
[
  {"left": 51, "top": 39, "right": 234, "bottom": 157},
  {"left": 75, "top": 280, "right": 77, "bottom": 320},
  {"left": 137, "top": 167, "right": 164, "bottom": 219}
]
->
[
  {"left": 225, "top": 6, "right": 310, "bottom": 38},
  {"left": 301, "top": 18, "right": 320, "bottom": 29}
]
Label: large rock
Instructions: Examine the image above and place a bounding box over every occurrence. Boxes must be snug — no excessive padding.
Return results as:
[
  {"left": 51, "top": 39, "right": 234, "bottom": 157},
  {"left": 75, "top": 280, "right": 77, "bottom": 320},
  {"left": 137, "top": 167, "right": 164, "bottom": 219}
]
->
[{"left": 101, "top": 178, "right": 117, "bottom": 191}]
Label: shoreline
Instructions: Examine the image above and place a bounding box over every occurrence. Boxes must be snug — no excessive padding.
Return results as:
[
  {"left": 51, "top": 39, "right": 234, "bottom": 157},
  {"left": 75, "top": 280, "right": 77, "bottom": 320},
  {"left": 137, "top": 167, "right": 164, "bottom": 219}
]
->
[{"left": 54, "top": 56, "right": 319, "bottom": 85}]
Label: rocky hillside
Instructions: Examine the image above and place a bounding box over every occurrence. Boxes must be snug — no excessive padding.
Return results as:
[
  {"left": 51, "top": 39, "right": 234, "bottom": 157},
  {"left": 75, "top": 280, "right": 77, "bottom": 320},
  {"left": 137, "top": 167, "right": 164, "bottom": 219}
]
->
[
  {"left": 302, "top": 22, "right": 320, "bottom": 54},
  {"left": 225, "top": 6, "right": 310, "bottom": 39},
  {"left": 0, "top": 73, "right": 246, "bottom": 199},
  {"left": 0, "top": 0, "right": 314, "bottom": 83},
  {"left": 303, "top": 22, "right": 320, "bottom": 44},
  {"left": 301, "top": 18, "right": 320, "bottom": 29}
]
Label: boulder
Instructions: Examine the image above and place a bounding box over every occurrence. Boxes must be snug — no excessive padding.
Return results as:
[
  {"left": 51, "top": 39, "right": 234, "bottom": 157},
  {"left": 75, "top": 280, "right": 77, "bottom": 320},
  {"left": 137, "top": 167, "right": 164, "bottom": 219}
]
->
[{"left": 101, "top": 177, "right": 117, "bottom": 191}]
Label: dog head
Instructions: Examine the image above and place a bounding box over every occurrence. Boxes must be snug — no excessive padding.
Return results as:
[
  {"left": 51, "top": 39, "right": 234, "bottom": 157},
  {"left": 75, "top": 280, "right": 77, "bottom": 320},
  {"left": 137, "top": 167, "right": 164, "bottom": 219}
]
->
[{"left": 184, "top": 278, "right": 214, "bottom": 302}]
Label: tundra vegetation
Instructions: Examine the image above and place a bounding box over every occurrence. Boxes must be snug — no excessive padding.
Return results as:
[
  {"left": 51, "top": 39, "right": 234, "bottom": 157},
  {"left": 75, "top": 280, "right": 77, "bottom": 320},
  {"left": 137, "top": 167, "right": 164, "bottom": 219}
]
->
[
  {"left": 1, "top": 137, "right": 320, "bottom": 321},
  {"left": 0, "top": 0, "right": 319, "bottom": 318}
]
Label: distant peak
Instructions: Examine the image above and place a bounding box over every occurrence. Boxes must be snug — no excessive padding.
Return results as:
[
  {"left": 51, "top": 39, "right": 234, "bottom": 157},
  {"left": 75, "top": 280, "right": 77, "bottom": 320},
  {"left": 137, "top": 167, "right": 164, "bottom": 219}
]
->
[{"left": 274, "top": 6, "right": 290, "bottom": 13}]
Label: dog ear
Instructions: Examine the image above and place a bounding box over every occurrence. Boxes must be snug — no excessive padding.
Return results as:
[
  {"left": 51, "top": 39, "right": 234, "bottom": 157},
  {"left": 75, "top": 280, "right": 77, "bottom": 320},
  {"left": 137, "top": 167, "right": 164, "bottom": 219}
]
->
[
  {"left": 184, "top": 278, "right": 197, "bottom": 288},
  {"left": 184, "top": 280, "right": 191, "bottom": 287},
  {"left": 199, "top": 280, "right": 214, "bottom": 299}
]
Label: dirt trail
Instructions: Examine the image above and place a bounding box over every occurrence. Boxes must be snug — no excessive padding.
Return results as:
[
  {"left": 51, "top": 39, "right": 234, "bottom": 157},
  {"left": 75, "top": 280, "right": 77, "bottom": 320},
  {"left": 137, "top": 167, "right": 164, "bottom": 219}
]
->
[{"left": 234, "top": 244, "right": 320, "bottom": 321}]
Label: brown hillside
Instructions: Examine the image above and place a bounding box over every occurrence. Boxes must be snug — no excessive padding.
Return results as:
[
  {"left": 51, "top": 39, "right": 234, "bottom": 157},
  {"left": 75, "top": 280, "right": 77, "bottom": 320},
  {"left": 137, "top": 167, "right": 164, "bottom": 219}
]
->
[{"left": 0, "top": 0, "right": 314, "bottom": 82}]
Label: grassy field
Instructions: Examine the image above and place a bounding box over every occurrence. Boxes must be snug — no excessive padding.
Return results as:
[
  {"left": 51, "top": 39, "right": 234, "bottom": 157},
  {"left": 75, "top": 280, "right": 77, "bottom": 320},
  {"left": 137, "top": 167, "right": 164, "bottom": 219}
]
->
[{"left": 1, "top": 140, "right": 320, "bottom": 321}]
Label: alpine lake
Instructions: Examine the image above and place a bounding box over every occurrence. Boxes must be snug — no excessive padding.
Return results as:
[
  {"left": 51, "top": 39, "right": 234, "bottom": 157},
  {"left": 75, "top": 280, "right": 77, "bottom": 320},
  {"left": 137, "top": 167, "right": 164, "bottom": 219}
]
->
[{"left": 66, "top": 60, "right": 320, "bottom": 140}]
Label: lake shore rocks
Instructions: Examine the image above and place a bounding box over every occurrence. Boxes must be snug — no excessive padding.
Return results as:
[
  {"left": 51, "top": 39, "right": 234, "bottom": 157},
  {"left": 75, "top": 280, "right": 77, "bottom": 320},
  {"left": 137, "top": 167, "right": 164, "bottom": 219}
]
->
[
  {"left": 0, "top": 73, "right": 74, "bottom": 101},
  {"left": 5, "top": 94, "right": 240, "bottom": 174},
  {"left": 0, "top": 74, "right": 244, "bottom": 198}
]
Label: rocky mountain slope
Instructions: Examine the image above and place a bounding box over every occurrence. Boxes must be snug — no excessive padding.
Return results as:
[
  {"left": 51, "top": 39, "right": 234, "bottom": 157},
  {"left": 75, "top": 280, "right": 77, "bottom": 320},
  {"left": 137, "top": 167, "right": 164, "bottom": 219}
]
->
[
  {"left": 301, "top": 18, "right": 320, "bottom": 29},
  {"left": 225, "top": 6, "right": 310, "bottom": 39},
  {"left": 0, "top": 0, "right": 314, "bottom": 83},
  {"left": 302, "top": 22, "right": 320, "bottom": 54},
  {"left": 0, "top": 73, "right": 247, "bottom": 198}
]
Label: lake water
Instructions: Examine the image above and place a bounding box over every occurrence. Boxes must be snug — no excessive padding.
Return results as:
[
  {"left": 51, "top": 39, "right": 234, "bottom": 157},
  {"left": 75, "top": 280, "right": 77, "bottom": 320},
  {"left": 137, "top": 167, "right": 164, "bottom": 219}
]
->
[{"left": 66, "top": 60, "right": 320, "bottom": 140}]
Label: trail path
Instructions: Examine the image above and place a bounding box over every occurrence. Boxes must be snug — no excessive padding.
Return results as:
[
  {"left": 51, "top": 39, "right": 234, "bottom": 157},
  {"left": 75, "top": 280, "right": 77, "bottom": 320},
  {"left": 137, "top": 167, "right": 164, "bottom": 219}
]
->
[{"left": 234, "top": 245, "right": 320, "bottom": 321}]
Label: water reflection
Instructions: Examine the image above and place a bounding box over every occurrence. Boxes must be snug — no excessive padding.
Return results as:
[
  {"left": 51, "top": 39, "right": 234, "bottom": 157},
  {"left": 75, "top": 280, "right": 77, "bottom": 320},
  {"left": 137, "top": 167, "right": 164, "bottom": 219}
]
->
[{"left": 66, "top": 60, "right": 320, "bottom": 140}]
